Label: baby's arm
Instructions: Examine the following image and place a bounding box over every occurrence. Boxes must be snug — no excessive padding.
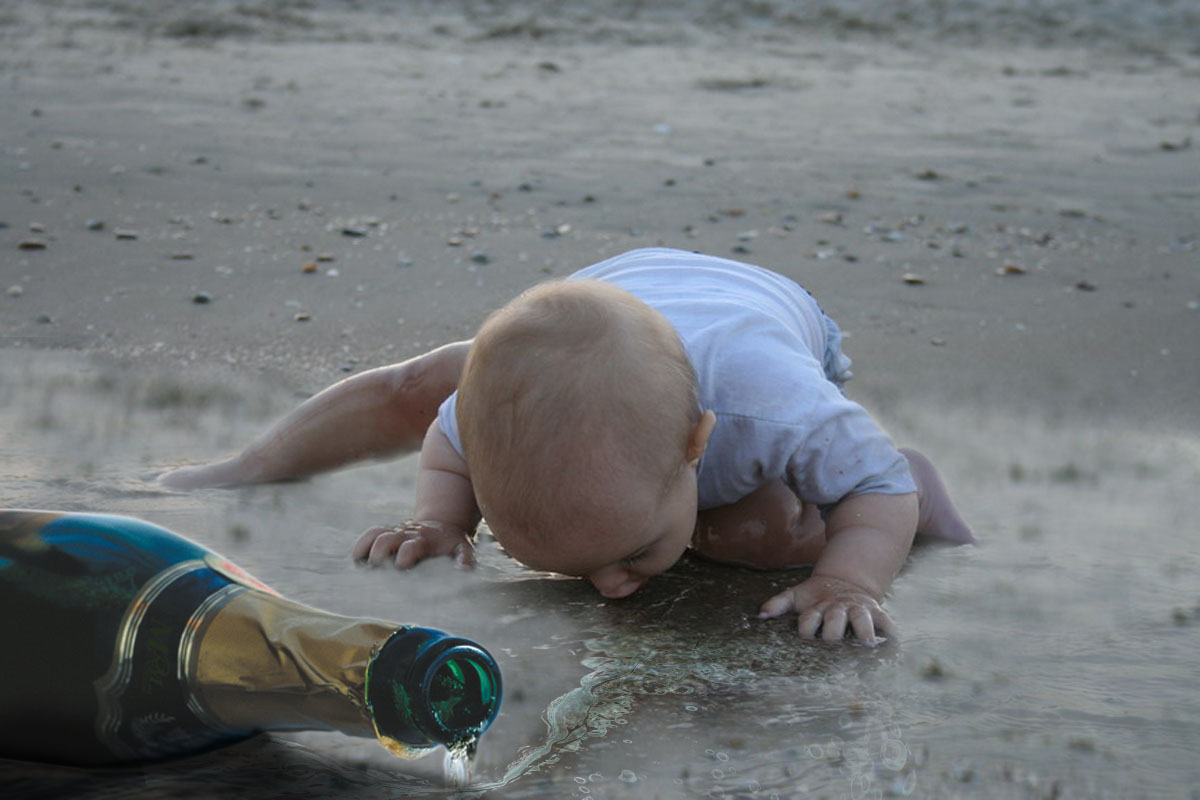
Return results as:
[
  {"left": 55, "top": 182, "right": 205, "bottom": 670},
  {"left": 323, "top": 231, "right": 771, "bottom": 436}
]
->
[
  {"left": 759, "top": 491, "right": 917, "bottom": 644},
  {"left": 159, "top": 341, "right": 469, "bottom": 490},
  {"left": 352, "top": 419, "right": 481, "bottom": 569}
]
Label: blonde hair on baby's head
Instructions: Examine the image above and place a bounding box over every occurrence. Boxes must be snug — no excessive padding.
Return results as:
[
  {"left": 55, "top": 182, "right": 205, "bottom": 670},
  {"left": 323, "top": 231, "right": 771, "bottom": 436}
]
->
[{"left": 457, "top": 279, "right": 699, "bottom": 546}]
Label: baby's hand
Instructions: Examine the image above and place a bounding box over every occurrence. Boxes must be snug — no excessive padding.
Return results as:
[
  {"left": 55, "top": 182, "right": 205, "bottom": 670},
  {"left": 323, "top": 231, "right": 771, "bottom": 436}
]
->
[
  {"left": 759, "top": 575, "right": 893, "bottom": 646},
  {"left": 352, "top": 520, "right": 475, "bottom": 569}
]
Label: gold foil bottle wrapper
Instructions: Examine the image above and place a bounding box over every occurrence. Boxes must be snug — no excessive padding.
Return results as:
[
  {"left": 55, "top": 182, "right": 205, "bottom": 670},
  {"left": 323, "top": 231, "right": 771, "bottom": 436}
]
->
[{"left": 190, "top": 589, "right": 397, "bottom": 739}]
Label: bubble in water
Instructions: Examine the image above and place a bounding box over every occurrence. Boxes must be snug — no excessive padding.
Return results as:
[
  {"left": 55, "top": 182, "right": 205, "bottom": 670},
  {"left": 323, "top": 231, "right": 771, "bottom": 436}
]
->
[
  {"left": 618, "top": 770, "right": 638, "bottom": 783},
  {"left": 880, "top": 739, "right": 909, "bottom": 771}
]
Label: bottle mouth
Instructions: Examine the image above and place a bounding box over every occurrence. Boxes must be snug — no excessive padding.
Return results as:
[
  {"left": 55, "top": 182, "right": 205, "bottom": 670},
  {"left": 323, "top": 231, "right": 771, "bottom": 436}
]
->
[
  {"left": 366, "top": 629, "right": 502, "bottom": 753},
  {"left": 420, "top": 645, "right": 502, "bottom": 745}
]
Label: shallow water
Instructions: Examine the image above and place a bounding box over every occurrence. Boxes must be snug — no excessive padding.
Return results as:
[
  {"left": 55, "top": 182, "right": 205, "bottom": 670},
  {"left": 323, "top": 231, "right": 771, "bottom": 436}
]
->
[{"left": 1, "top": 349, "right": 1198, "bottom": 799}]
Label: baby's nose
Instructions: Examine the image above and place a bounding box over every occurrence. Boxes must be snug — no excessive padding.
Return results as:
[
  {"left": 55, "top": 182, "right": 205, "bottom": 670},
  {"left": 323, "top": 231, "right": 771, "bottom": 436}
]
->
[{"left": 589, "top": 570, "right": 648, "bottom": 599}]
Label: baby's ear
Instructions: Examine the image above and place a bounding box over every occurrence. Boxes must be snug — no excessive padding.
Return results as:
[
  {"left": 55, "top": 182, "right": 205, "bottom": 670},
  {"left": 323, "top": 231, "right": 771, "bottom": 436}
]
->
[{"left": 686, "top": 410, "right": 717, "bottom": 465}]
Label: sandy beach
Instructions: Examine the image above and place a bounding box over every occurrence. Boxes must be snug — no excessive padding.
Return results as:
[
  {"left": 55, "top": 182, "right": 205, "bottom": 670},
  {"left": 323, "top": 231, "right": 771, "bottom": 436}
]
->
[{"left": 2, "top": 2, "right": 1199, "bottom": 798}]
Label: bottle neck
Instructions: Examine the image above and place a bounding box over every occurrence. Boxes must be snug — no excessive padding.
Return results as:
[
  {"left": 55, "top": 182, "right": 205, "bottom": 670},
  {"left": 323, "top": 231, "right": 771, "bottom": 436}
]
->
[{"left": 188, "top": 589, "right": 396, "bottom": 739}]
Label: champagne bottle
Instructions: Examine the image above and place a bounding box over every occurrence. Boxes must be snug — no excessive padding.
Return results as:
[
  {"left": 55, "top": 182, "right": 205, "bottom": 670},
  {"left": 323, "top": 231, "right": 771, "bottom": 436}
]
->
[{"left": 0, "top": 510, "right": 502, "bottom": 767}]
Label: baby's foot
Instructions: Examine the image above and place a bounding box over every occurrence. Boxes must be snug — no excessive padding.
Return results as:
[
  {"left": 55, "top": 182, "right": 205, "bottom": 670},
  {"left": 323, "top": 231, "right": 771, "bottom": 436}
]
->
[{"left": 900, "top": 448, "right": 976, "bottom": 544}]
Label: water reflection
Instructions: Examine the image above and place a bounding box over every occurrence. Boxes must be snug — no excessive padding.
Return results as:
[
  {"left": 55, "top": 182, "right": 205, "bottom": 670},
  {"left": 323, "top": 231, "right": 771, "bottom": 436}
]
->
[{"left": 2, "top": 350, "right": 1199, "bottom": 798}]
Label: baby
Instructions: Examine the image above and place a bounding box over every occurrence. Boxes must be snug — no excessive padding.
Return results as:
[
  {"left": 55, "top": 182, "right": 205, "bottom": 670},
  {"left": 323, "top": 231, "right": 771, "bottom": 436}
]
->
[{"left": 161, "top": 248, "right": 973, "bottom": 644}]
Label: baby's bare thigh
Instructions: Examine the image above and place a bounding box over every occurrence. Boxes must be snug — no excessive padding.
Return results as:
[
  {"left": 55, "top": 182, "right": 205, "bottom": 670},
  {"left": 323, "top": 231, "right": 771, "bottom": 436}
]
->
[{"left": 692, "top": 480, "right": 826, "bottom": 569}]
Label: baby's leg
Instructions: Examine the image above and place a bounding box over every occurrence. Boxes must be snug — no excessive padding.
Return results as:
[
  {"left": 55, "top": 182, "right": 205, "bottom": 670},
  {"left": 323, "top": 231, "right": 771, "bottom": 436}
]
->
[
  {"left": 900, "top": 447, "right": 976, "bottom": 544},
  {"left": 159, "top": 341, "right": 471, "bottom": 490},
  {"left": 691, "top": 480, "right": 826, "bottom": 570}
]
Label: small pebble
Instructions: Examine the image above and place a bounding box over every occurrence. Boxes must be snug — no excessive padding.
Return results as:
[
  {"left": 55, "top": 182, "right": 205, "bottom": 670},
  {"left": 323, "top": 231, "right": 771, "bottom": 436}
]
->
[
  {"left": 191, "top": 291, "right": 213, "bottom": 304},
  {"left": 86, "top": 219, "right": 105, "bottom": 231},
  {"left": 1075, "top": 280, "right": 1097, "bottom": 292},
  {"left": 341, "top": 226, "right": 367, "bottom": 238},
  {"left": 902, "top": 273, "right": 926, "bottom": 285},
  {"left": 915, "top": 169, "right": 941, "bottom": 180},
  {"left": 294, "top": 311, "right": 311, "bottom": 321},
  {"left": 18, "top": 239, "right": 46, "bottom": 251},
  {"left": 302, "top": 260, "right": 318, "bottom": 273},
  {"left": 6, "top": 285, "right": 24, "bottom": 297},
  {"left": 36, "top": 313, "right": 53, "bottom": 324},
  {"left": 997, "top": 263, "right": 1026, "bottom": 275},
  {"left": 170, "top": 253, "right": 194, "bottom": 260},
  {"left": 114, "top": 229, "right": 138, "bottom": 240},
  {"left": 28, "top": 222, "right": 45, "bottom": 233},
  {"left": 470, "top": 251, "right": 490, "bottom": 264}
]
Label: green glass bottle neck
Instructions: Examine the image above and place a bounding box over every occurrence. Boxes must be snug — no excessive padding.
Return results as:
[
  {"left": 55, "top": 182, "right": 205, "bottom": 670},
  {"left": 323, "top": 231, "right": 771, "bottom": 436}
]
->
[{"left": 365, "top": 627, "right": 502, "bottom": 755}]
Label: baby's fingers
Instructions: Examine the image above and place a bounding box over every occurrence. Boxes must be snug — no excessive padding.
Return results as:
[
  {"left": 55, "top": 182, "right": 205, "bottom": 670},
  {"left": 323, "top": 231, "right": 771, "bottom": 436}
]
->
[
  {"left": 395, "top": 536, "right": 431, "bottom": 569},
  {"left": 848, "top": 606, "right": 885, "bottom": 646},
  {"left": 820, "top": 606, "right": 849, "bottom": 642},
  {"left": 759, "top": 587, "right": 800, "bottom": 619},
  {"left": 353, "top": 526, "right": 392, "bottom": 562}
]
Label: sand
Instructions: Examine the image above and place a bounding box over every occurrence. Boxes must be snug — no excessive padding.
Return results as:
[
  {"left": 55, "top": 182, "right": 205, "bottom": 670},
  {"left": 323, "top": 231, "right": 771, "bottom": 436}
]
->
[
  {"left": 3, "top": 1, "right": 1197, "bottom": 427},
  {"left": 2, "top": 2, "right": 1199, "bottom": 798}
]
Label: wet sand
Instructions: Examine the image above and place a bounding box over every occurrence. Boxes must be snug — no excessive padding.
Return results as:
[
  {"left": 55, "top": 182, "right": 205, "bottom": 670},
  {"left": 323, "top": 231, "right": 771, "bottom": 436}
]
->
[{"left": 2, "top": 1, "right": 1199, "bottom": 798}]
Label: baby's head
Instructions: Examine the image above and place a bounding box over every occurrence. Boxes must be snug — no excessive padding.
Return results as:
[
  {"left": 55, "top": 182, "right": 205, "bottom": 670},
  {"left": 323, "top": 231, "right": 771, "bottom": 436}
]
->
[{"left": 456, "top": 279, "right": 715, "bottom": 598}]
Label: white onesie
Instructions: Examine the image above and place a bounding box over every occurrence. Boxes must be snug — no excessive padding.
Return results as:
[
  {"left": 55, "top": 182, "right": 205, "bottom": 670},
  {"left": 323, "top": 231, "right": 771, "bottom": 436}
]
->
[{"left": 438, "top": 248, "right": 915, "bottom": 509}]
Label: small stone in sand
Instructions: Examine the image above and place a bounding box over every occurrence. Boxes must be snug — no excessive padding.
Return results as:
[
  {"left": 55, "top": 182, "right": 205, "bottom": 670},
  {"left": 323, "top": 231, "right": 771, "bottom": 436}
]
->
[
  {"left": 915, "top": 169, "right": 941, "bottom": 181},
  {"left": 115, "top": 229, "right": 139, "bottom": 240},
  {"left": 294, "top": 311, "right": 311, "bottom": 322},
  {"left": 18, "top": 239, "right": 46, "bottom": 251},
  {"left": 29, "top": 222, "right": 46, "bottom": 233},
  {"left": 341, "top": 226, "right": 368, "bottom": 238},
  {"left": 470, "top": 251, "right": 490, "bottom": 264},
  {"left": 86, "top": 219, "right": 105, "bottom": 231},
  {"left": 192, "top": 291, "right": 213, "bottom": 304},
  {"left": 302, "top": 260, "right": 318, "bottom": 273},
  {"left": 997, "top": 263, "right": 1027, "bottom": 275},
  {"left": 6, "top": 285, "right": 24, "bottom": 297},
  {"left": 902, "top": 272, "right": 926, "bottom": 285}
]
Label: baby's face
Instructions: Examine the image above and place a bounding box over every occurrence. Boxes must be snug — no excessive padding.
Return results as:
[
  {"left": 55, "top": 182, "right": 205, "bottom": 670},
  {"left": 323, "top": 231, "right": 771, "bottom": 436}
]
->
[
  {"left": 495, "top": 465, "right": 700, "bottom": 599},
  {"left": 579, "top": 466, "right": 699, "bottom": 599}
]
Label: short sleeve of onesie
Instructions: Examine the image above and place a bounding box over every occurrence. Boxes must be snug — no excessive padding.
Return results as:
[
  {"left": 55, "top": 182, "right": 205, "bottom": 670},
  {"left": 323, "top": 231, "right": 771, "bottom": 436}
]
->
[{"left": 436, "top": 248, "right": 915, "bottom": 508}]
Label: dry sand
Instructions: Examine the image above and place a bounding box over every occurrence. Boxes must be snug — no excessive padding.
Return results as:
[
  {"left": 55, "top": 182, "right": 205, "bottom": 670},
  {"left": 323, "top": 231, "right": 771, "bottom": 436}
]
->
[{"left": 3, "top": 2, "right": 1197, "bottom": 429}]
